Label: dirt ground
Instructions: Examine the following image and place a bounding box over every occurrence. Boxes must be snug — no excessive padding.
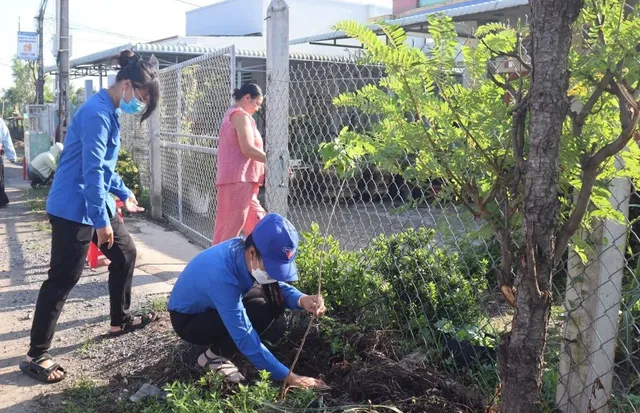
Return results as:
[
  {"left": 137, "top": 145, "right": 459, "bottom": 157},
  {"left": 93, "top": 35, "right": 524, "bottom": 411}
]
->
[
  {"left": 0, "top": 147, "right": 489, "bottom": 413},
  {"left": 0, "top": 148, "right": 198, "bottom": 413}
]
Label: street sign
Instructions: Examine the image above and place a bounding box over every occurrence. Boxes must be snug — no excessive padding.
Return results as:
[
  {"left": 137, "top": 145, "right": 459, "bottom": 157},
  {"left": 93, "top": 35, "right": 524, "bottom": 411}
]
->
[{"left": 17, "top": 31, "right": 38, "bottom": 61}]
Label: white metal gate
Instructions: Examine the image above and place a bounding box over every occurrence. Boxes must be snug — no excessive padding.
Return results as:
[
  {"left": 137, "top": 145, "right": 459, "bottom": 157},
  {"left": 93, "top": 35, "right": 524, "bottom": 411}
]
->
[{"left": 158, "top": 46, "right": 236, "bottom": 246}]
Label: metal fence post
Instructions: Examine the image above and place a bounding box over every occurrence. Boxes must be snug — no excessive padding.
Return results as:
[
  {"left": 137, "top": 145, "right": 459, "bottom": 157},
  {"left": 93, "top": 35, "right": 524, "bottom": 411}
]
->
[
  {"left": 148, "top": 55, "right": 163, "bottom": 220},
  {"left": 176, "top": 67, "right": 183, "bottom": 224},
  {"left": 229, "top": 46, "right": 237, "bottom": 105},
  {"left": 83, "top": 79, "right": 94, "bottom": 102},
  {"left": 556, "top": 155, "right": 632, "bottom": 413},
  {"left": 265, "top": 0, "right": 290, "bottom": 217}
]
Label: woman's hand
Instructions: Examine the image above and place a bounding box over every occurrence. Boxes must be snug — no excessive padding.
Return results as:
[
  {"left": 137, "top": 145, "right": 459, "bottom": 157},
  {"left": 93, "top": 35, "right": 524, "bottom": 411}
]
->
[
  {"left": 96, "top": 224, "right": 114, "bottom": 249},
  {"left": 125, "top": 194, "right": 145, "bottom": 213},
  {"left": 299, "top": 295, "right": 326, "bottom": 317},
  {"left": 286, "top": 373, "right": 330, "bottom": 390}
]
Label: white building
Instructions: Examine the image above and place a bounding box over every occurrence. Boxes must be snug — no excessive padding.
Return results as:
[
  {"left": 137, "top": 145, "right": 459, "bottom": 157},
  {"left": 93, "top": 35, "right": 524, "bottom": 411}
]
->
[
  {"left": 186, "top": 0, "right": 390, "bottom": 52},
  {"left": 45, "top": 0, "right": 391, "bottom": 82}
]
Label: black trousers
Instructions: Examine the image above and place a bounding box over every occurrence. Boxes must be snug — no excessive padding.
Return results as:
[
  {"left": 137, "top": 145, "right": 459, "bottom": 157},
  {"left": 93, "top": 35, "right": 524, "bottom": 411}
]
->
[
  {"left": 28, "top": 213, "right": 137, "bottom": 358},
  {"left": 0, "top": 154, "right": 8, "bottom": 207},
  {"left": 28, "top": 170, "right": 52, "bottom": 186},
  {"left": 170, "top": 285, "right": 286, "bottom": 358}
]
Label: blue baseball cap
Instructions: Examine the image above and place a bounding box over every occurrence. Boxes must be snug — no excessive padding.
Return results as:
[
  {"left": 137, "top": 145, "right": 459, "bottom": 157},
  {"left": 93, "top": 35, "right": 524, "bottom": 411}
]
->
[{"left": 252, "top": 213, "right": 299, "bottom": 282}]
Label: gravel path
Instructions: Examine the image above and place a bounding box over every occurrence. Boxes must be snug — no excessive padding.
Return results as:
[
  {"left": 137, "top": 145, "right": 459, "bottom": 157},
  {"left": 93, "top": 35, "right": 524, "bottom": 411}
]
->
[{"left": 0, "top": 151, "right": 184, "bottom": 412}]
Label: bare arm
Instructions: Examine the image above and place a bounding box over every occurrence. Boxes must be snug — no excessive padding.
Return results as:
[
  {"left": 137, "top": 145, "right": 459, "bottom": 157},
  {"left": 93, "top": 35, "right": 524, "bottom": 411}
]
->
[{"left": 231, "top": 112, "right": 266, "bottom": 163}]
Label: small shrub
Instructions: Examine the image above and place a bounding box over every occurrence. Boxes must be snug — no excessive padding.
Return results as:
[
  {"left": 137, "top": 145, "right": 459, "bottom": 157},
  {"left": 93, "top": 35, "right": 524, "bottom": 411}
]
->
[
  {"left": 144, "top": 295, "right": 169, "bottom": 313},
  {"left": 366, "top": 228, "right": 487, "bottom": 330},
  {"left": 436, "top": 319, "right": 496, "bottom": 349},
  {"left": 296, "top": 223, "right": 380, "bottom": 317},
  {"left": 609, "top": 393, "right": 640, "bottom": 413},
  {"left": 116, "top": 149, "right": 142, "bottom": 200},
  {"left": 139, "top": 187, "right": 151, "bottom": 210},
  {"left": 467, "top": 362, "right": 501, "bottom": 400},
  {"left": 296, "top": 225, "right": 488, "bottom": 332},
  {"left": 454, "top": 235, "right": 501, "bottom": 290}
]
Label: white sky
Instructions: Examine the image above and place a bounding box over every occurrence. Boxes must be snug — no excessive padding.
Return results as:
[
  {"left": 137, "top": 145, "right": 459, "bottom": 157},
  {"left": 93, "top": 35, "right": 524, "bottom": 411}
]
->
[{"left": 0, "top": 0, "right": 392, "bottom": 91}]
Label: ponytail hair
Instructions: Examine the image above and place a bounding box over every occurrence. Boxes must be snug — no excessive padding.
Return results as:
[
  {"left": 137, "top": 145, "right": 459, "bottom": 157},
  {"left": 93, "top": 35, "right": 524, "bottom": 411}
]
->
[
  {"left": 113, "top": 50, "right": 160, "bottom": 123},
  {"left": 232, "top": 83, "right": 262, "bottom": 101}
]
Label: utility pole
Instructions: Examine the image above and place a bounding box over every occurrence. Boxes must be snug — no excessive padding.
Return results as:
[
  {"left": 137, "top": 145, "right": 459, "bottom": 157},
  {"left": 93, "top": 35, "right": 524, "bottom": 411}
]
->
[
  {"left": 36, "top": 0, "right": 47, "bottom": 105},
  {"left": 57, "top": 0, "right": 69, "bottom": 141}
]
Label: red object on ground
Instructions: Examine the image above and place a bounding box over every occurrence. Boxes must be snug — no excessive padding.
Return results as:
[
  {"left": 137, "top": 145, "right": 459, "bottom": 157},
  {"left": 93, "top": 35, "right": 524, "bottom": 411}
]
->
[{"left": 86, "top": 199, "right": 124, "bottom": 269}]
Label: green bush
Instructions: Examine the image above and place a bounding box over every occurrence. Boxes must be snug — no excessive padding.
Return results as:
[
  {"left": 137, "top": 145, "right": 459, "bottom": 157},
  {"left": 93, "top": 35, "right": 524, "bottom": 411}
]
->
[
  {"left": 296, "top": 225, "right": 488, "bottom": 332},
  {"left": 454, "top": 235, "right": 501, "bottom": 290},
  {"left": 115, "top": 149, "right": 142, "bottom": 200},
  {"left": 367, "top": 228, "right": 487, "bottom": 329},
  {"left": 296, "top": 224, "right": 381, "bottom": 319}
]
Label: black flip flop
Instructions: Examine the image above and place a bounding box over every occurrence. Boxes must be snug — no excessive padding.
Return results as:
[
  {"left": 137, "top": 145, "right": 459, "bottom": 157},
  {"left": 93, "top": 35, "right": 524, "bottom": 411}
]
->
[
  {"left": 19, "top": 355, "right": 66, "bottom": 384},
  {"left": 109, "top": 311, "right": 158, "bottom": 337}
]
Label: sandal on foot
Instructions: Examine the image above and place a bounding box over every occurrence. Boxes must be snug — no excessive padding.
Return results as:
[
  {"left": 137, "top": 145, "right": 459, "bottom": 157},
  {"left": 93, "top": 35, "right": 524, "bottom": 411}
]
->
[
  {"left": 200, "top": 353, "right": 245, "bottom": 383},
  {"left": 19, "top": 355, "right": 66, "bottom": 384},
  {"left": 109, "top": 311, "right": 158, "bottom": 337}
]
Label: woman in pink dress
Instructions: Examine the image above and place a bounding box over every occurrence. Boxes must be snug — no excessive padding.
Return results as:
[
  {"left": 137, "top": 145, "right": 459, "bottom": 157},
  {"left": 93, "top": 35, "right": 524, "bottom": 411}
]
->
[{"left": 213, "top": 83, "right": 266, "bottom": 245}]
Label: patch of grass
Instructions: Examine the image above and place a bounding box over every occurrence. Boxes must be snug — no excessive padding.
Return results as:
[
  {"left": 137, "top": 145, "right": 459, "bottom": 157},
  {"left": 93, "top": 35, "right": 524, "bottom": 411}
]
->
[
  {"left": 33, "top": 220, "right": 51, "bottom": 234},
  {"left": 25, "top": 187, "right": 50, "bottom": 212},
  {"left": 53, "top": 372, "right": 321, "bottom": 413},
  {"left": 76, "top": 338, "right": 97, "bottom": 356},
  {"left": 55, "top": 379, "right": 109, "bottom": 413},
  {"left": 143, "top": 295, "right": 169, "bottom": 313},
  {"left": 133, "top": 371, "right": 318, "bottom": 413}
]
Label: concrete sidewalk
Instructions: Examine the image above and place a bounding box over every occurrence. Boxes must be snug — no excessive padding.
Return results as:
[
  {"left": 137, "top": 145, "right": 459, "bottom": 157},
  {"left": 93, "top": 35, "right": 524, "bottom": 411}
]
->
[
  {"left": 3, "top": 155, "right": 202, "bottom": 289},
  {"left": 0, "top": 153, "right": 202, "bottom": 413}
]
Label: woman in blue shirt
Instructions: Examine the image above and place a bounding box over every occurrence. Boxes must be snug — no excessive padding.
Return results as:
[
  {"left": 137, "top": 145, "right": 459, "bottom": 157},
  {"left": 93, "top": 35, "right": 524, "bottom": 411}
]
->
[
  {"left": 169, "top": 213, "right": 329, "bottom": 390},
  {"left": 20, "top": 50, "right": 160, "bottom": 384}
]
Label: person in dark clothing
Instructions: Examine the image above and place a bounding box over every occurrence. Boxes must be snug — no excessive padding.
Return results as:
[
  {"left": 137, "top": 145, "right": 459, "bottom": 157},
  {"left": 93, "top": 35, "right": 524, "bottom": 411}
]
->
[
  {"left": 169, "top": 213, "right": 329, "bottom": 390},
  {"left": 20, "top": 50, "right": 160, "bottom": 384},
  {"left": 0, "top": 143, "right": 9, "bottom": 208}
]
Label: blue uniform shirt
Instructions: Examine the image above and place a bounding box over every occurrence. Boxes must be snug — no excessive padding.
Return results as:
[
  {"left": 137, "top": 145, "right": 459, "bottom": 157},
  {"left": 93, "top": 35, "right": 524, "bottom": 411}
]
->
[
  {"left": 168, "top": 238, "right": 305, "bottom": 381},
  {"left": 47, "top": 89, "right": 131, "bottom": 228}
]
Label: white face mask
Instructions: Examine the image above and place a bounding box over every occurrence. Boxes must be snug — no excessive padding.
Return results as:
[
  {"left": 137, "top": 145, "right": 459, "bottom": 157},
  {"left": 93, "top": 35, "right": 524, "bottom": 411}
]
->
[
  {"left": 252, "top": 268, "right": 277, "bottom": 285},
  {"left": 251, "top": 257, "right": 277, "bottom": 285}
]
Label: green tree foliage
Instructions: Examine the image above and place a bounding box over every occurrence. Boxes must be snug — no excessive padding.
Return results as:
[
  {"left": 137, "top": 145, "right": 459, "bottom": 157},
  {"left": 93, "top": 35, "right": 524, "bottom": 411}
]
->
[
  {"left": 1, "top": 58, "right": 54, "bottom": 118},
  {"left": 321, "top": 3, "right": 640, "bottom": 289},
  {"left": 322, "top": 1, "right": 640, "bottom": 409}
]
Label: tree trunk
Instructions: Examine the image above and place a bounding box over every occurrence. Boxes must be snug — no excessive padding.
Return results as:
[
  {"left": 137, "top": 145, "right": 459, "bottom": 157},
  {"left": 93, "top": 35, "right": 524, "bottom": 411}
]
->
[{"left": 498, "top": 1, "right": 583, "bottom": 412}]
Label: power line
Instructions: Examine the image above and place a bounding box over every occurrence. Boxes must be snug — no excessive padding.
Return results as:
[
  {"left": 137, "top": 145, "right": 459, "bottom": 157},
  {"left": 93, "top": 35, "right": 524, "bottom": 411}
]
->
[
  {"left": 38, "top": 0, "right": 48, "bottom": 17},
  {"left": 43, "top": 16, "right": 149, "bottom": 42},
  {"left": 67, "top": 21, "right": 150, "bottom": 41},
  {"left": 39, "top": 0, "right": 203, "bottom": 47},
  {"left": 171, "top": 0, "right": 204, "bottom": 7},
  {"left": 72, "top": 37, "right": 134, "bottom": 46}
]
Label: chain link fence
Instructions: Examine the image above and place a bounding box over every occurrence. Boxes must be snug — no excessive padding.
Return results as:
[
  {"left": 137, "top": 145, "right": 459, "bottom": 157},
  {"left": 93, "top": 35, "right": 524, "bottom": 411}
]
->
[
  {"left": 118, "top": 30, "right": 640, "bottom": 411},
  {"left": 119, "top": 114, "right": 150, "bottom": 191},
  {"left": 151, "top": 47, "right": 235, "bottom": 246},
  {"left": 272, "top": 54, "right": 508, "bottom": 407}
]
